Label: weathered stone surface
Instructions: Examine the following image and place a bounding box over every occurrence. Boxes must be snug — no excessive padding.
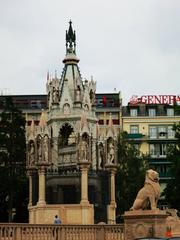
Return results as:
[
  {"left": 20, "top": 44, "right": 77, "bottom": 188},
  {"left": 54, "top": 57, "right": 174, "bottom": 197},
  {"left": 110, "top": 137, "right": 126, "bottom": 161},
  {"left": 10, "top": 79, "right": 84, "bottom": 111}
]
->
[
  {"left": 124, "top": 210, "right": 167, "bottom": 240},
  {"left": 131, "top": 169, "right": 160, "bottom": 210}
]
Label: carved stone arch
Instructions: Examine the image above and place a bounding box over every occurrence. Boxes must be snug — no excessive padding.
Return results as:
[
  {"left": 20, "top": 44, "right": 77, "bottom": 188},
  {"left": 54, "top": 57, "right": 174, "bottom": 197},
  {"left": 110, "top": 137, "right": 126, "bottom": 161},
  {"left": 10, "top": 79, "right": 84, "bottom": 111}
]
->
[
  {"left": 58, "top": 123, "right": 76, "bottom": 148},
  {"left": 82, "top": 132, "right": 89, "bottom": 142}
]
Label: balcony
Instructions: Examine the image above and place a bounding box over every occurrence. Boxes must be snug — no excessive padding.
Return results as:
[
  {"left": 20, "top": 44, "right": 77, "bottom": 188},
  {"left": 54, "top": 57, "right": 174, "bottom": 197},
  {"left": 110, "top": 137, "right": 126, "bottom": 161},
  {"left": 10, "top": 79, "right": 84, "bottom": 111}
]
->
[
  {"left": 126, "top": 133, "right": 145, "bottom": 141},
  {"left": 147, "top": 135, "right": 176, "bottom": 142},
  {"left": 159, "top": 172, "right": 171, "bottom": 179},
  {"left": 150, "top": 153, "right": 167, "bottom": 158}
]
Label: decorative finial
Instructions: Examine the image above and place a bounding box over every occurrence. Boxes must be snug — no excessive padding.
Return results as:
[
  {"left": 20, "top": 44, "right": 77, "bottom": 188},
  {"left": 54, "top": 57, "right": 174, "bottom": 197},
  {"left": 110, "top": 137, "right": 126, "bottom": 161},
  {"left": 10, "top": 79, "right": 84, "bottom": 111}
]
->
[{"left": 66, "top": 20, "right": 76, "bottom": 54}]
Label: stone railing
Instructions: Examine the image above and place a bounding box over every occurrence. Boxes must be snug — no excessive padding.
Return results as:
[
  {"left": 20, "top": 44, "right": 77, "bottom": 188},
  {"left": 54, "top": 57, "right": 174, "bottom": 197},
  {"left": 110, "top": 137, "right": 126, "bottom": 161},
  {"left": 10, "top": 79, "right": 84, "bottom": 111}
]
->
[{"left": 0, "top": 223, "right": 124, "bottom": 240}]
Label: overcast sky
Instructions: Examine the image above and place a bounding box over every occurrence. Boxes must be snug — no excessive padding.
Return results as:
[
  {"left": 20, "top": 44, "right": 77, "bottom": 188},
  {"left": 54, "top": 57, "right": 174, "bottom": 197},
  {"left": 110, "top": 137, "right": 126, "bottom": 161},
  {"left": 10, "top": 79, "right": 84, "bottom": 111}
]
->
[{"left": 0, "top": 0, "right": 180, "bottom": 105}]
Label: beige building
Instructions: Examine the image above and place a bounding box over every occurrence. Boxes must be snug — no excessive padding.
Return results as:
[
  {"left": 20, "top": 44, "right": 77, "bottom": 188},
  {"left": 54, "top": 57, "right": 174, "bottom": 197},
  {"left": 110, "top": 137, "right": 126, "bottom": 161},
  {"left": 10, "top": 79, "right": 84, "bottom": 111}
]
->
[{"left": 122, "top": 96, "right": 180, "bottom": 197}]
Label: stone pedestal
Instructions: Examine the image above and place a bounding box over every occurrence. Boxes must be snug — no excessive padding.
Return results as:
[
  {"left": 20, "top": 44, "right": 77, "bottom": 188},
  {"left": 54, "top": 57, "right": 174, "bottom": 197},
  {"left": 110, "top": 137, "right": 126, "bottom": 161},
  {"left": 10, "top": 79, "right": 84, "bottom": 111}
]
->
[{"left": 124, "top": 210, "right": 168, "bottom": 240}]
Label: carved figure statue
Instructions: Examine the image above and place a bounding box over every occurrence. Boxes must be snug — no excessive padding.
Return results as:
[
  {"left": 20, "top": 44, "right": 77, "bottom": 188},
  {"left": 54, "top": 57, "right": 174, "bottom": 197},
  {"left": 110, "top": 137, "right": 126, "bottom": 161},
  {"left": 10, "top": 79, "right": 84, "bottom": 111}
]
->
[
  {"left": 79, "top": 139, "right": 88, "bottom": 161},
  {"left": 130, "top": 169, "right": 160, "bottom": 210},
  {"left": 108, "top": 142, "right": 115, "bottom": 164},
  {"left": 37, "top": 138, "right": 42, "bottom": 162},
  {"left": 43, "top": 135, "right": 49, "bottom": 162},
  {"left": 90, "top": 89, "right": 95, "bottom": 105},
  {"left": 29, "top": 141, "right": 35, "bottom": 166},
  {"left": 52, "top": 87, "right": 59, "bottom": 103},
  {"left": 76, "top": 87, "right": 81, "bottom": 102},
  {"left": 99, "top": 144, "right": 105, "bottom": 168}
]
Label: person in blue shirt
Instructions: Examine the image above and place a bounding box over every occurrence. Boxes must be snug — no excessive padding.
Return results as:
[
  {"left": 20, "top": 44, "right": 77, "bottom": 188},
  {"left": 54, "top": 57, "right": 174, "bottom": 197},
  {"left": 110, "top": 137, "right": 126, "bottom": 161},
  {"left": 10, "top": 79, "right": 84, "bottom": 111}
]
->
[{"left": 54, "top": 215, "right": 61, "bottom": 224}]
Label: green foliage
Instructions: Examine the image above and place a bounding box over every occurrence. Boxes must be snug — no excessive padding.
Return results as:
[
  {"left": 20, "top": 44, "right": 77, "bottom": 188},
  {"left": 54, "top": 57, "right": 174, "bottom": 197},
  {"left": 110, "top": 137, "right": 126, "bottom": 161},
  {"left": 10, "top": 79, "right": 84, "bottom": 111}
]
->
[
  {"left": 0, "top": 97, "right": 28, "bottom": 222},
  {"left": 116, "top": 132, "right": 149, "bottom": 218},
  {"left": 163, "top": 123, "right": 180, "bottom": 212}
]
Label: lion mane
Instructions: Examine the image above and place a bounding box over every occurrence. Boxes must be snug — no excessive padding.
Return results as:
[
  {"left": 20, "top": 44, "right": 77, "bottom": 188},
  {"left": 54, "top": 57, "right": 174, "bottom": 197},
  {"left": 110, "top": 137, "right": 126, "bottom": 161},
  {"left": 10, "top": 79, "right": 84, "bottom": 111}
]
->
[{"left": 130, "top": 169, "right": 161, "bottom": 210}]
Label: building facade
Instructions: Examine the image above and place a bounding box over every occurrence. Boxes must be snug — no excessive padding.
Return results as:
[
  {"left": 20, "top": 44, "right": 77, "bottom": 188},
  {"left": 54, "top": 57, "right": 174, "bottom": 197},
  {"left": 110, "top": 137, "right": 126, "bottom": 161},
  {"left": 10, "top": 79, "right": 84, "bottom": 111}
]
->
[{"left": 122, "top": 95, "right": 180, "bottom": 194}]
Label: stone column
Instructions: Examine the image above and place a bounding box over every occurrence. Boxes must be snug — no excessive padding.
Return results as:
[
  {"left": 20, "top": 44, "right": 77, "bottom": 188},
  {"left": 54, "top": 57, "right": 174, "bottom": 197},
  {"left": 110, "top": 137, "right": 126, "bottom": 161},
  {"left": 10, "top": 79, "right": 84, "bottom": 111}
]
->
[
  {"left": 27, "top": 170, "right": 33, "bottom": 208},
  {"left": 110, "top": 168, "right": 116, "bottom": 204},
  {"left": 79, "top": 161, "right": 90, "bottom": 204},
  {"left": 105, "top": 164, "right": 117, "bottom": 224},
  {"left": 37, "top": 166, "right": 46, "bottom": 206}
]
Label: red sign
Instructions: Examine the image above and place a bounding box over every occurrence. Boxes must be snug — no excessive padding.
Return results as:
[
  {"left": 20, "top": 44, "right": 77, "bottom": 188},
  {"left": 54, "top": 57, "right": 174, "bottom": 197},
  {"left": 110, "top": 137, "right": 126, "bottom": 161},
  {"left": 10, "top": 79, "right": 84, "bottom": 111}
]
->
[{"left": 129, "top": 95, "right": 180, "bottom": 105}]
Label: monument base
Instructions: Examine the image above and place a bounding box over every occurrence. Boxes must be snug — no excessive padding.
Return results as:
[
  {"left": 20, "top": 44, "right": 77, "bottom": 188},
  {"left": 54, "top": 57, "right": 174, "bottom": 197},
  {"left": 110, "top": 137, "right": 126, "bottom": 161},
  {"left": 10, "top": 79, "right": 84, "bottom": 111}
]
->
[
  {"left": 166, "top": 209, "right": 180, "bottom": 237},
  {"left": 29, "top": 203, "right": 94, "bottom": 224},
  {"left": 123, "top": 209, "right": 167, "bottom": 240}
]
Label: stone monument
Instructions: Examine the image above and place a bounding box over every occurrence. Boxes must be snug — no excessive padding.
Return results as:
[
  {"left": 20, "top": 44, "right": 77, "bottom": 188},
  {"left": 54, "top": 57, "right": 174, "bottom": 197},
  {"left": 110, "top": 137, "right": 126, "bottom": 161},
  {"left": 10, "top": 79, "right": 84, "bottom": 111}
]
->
[
  {"left": 124, "top": 169, "right": 168, "bottom": 240},
  {"left": 26, "top": 21, "right": 118, "bottom": 224}
]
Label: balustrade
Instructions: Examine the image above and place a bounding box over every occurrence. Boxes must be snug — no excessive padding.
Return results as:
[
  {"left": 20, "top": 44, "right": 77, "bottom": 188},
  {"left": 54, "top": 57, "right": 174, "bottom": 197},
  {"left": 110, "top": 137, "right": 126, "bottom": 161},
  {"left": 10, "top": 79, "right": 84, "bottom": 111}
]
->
[{"left": 0, "top": 224, "right": 124, "bottom": 240}]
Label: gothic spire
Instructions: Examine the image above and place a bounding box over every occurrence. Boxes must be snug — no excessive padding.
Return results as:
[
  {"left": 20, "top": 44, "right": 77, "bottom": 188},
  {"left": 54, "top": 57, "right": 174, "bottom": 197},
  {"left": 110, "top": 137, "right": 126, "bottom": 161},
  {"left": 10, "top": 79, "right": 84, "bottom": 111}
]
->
[{"left": 66, "top": 20, "right": 76, "bottom": 54}]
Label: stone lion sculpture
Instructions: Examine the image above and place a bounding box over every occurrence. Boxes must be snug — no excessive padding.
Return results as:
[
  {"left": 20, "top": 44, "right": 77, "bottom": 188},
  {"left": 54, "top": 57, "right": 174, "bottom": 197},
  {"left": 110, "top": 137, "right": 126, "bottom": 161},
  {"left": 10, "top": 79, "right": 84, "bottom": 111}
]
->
[{"left": 130, "top": 169, "right": 160, "bottom": 210}]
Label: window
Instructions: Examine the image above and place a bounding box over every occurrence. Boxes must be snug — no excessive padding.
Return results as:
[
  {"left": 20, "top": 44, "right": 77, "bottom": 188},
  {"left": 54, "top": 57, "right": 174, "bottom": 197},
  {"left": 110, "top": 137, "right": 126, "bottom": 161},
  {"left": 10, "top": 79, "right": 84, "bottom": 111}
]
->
[
  {"left": 130, "top": 125, "right": 139, "bottom": 134},
  {"left": 149, "top": 126, "right": 157, "bottom": 139},
  {"left": 150, "top": 144, "right": 159, "bottom": 156},
  {"left": 150, "top": 144, "right": 167, "bottom": 157},
  {"left": 98, "top": 119, "right": 104, "bottom": 125},
  {"left": 158, "top": 126, "right": 167, "bottom": 138},
  {"left": 167, "top": 126, "right": 175, "bottom": 138},
  {"left": 149, "top": 125, "right": 172, "bottom": 139},
  {"left": 113, "top": 119, "right": 119, "bottom": 125},
  {"left": 148, "top": 108, "right": 156, "bottom": 117},
  {"left": 130, "top": 108, "right": 138, "bottom": 117},
  {"left": 161, "top": 144, "right": 167, "bottom": 156},
  {"left": 167, "top": 108, "right": 174, "bottom": 116}
]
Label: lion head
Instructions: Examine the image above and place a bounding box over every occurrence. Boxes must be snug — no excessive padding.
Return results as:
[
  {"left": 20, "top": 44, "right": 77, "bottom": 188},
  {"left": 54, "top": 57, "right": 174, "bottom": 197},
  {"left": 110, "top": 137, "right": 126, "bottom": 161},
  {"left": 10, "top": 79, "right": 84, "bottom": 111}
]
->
[
  {"left": 145, "top": 169, "right": 160, "bottom": 199},
  {"left": 145, "top": 169, "right": 159, "bottom": 184}
]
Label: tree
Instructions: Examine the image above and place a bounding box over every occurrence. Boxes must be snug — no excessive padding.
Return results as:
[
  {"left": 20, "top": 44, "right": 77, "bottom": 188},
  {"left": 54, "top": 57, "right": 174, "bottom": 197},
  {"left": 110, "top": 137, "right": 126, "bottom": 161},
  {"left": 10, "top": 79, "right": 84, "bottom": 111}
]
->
[
  {"left": 163, "top": 123, "right": 180, "bottom": 213},
  {"left": 0, "top": 97, "right": 28, "bottom": 222},
  {"left": 115, "top": 132, "right": 149, "bottom": 220}
]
